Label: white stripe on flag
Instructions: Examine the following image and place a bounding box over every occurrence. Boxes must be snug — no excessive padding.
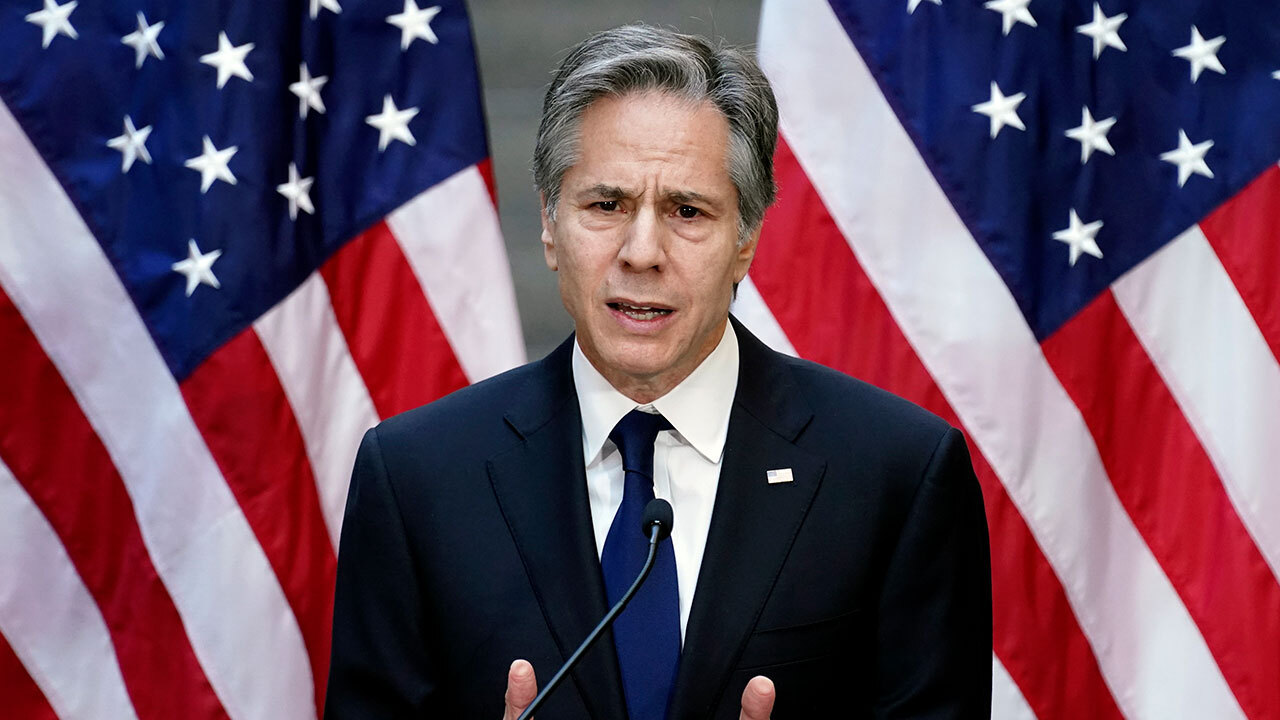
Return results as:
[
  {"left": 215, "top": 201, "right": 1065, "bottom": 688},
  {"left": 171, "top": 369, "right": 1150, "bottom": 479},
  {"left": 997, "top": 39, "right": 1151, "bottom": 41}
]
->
[
  {"left": 757, "top": 2, "right": 1245, "bottom": 718},
  {"left": 991, "top": 654, "right": 1037, "bottom": 720},
  {"left": 732, "top": 275, "right": 799, "bottom": 357},
  {"left": 1113, "top": 224, "right": 1280, "bottom": 582},
  {"left": 0, "top": 458, "right": 139, "bottom": 720},
  {"left": 387, "top": 165, "right": 526, "bottom": 383},
  {"left": 255, "top": 272, "right": 380, "bottom": 551},
  {"left": 0, "top": 98, "right": 316, "bottom": 720}
]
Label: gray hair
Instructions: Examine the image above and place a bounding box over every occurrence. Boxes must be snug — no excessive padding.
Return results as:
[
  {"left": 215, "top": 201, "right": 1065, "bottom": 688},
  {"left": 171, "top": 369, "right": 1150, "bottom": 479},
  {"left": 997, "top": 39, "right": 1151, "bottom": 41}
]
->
[{"left": 533, "top": 24, "right": 779, "bottom": 243}]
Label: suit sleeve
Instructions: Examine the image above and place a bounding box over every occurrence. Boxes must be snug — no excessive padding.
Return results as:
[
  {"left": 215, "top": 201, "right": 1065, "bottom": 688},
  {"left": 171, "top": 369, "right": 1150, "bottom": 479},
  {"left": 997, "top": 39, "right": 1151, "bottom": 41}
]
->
[
  {"left": 873, "top": 427, "right": 992, "bottom": 719},
  {"left": 325, "top": 427, "right": 437, "bottom": 719}
]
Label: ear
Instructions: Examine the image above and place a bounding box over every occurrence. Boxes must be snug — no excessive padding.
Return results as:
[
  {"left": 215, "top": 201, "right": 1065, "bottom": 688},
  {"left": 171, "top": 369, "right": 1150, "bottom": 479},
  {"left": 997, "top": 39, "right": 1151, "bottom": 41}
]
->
[
  {"left": 732, "top": 226, "right": 761, "bottom": 283},
  {"left": 540, "top": 194, "right": 558, "bottom": 272}
]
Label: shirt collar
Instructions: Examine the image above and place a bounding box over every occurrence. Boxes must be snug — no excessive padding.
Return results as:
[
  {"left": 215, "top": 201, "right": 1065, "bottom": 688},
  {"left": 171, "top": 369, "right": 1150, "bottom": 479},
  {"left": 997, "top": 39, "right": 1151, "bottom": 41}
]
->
[{"left": 573, "top": 320, "right": 740, "bottom": 465}]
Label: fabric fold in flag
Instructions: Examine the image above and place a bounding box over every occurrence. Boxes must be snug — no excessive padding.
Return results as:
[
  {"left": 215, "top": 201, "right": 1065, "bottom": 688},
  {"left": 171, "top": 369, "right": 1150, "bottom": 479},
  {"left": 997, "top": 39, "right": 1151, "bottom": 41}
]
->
[
  {"left": 742, "top": 0, "right": 1280, "bottom": 717},
  {"left": 0, "top": 1, "right": 524, "bottom": 717}
]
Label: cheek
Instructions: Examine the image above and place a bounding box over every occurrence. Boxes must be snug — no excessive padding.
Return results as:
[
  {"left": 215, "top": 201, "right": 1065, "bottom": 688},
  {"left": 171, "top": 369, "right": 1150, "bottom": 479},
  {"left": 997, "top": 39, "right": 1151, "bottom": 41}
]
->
[
  {"left": 556, "top": 247, "right": 607, "bottom": 308},
  {"left": 683, "top": 250, "right": 741, "bottom": 303}
]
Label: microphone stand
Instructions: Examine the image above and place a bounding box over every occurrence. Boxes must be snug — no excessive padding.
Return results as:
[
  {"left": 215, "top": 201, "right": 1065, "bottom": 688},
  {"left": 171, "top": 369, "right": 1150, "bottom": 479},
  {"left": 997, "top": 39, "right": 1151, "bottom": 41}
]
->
[{"left": 517, "top": 521, "right": 665, "bottom": 719}]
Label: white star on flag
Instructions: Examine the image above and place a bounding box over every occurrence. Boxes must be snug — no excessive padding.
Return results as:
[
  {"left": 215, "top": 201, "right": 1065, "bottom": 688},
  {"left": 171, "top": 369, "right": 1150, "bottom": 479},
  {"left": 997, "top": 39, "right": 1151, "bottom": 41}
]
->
[
  {"left": 310, "top": 0, "right": 342, "bottom": 19},
  {"left": 1172, "top": 26, "right": 1226, "bottom": 83},
  {"left": 200, "top": 31, "right": 255, "bottom": 89},
  {"left": 1160, "top": 129, "right": 1214, "bottom": 187},
  {"left": 387, "top": 1, "right": 443, "bottom": 50},
  {"left": 1076, "top": 3, "right": 1126, "bottom": 59},
  {"left": 289, "top": 63, "right": 328, "bottom": 119},
  {"left": 1065, "top": 106, "right": 1116, "bottom": 164},
  {"left": 366, "top": 95, "right": 420, "bottom": 151},
  {"left": 25, "top": 0, "right": 78, "bottom": 49},
  {"left": 972, "top": 82, "right": 1026, "bottom": 138},
  {"left": 184, "top": 136, "right": 238, "bottom": 192},
  {"left": 1052, "top": 209, "right": 1104, "bottom": 266},
  {"left": 983, "top": 0, "right": 1036, "bottom": 36},
  {"left": 106, "top": 116, "right": 153, "bottom": 173},
  {"left": 907, "top": 0, "right": 941, "bottom": 14},
  {"left": 121, "top": 12, "right": 164, "bottom": 68},
  {"left": 1274, "top": 70, "right": 1280, "bottom": 80},
  {"left": 277, "top": 163, "right": 316, "bottom": 220},
  {"left": 171, "top": 239, "right": 223, "bottom": 296}
]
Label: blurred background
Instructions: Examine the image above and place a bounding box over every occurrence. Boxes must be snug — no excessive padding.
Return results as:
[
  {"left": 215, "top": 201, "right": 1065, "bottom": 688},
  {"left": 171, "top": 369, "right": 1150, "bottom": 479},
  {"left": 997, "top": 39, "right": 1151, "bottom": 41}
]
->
[{"left": 470, "top": 0, "right": 761, "bottom": 359}]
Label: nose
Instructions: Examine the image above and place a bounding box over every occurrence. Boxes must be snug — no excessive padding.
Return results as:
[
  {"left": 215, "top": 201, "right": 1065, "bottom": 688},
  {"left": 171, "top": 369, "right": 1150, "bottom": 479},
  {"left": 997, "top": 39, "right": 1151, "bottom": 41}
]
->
[{"left": 617, "top": 204, "right": 666, "bottom": 271}]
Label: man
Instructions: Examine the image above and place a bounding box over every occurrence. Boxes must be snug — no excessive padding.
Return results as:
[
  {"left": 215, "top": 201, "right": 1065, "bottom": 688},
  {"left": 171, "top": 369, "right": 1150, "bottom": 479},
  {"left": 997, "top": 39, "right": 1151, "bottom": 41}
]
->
[{"left": 326, "top": 25, "right": 991, "bottom": 719}]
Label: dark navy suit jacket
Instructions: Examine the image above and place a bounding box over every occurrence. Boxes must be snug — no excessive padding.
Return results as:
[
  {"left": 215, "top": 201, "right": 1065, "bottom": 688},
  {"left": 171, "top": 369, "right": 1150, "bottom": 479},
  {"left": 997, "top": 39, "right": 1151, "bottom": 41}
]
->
[{"left": 324, "top": 318, "right": 992, "bottom": 718}]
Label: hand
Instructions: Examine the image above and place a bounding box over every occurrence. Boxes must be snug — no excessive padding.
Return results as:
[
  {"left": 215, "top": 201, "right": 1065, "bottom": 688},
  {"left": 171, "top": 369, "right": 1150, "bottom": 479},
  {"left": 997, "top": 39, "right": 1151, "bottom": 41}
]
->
[
  {"left": 739, "top": 675, "right": 775, "bottom": 720},
  {"left": 502, "top": 659, "right": 538, "bottom": 720}
]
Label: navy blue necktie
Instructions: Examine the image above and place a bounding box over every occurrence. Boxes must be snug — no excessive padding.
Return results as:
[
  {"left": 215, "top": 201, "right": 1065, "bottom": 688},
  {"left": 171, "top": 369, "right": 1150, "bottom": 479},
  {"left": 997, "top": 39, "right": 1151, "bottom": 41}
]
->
[{"left": 600, "top": 410, "right": 681, "bottom": 720}]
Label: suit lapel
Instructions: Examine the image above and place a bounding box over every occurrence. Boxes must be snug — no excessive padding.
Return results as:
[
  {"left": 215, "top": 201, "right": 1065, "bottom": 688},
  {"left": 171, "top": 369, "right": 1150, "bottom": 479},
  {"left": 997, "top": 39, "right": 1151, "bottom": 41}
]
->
[
  {"left": 487, "top": 338, "right": 628, "bottom": 720},
  {"left": 668, "top": 319, "right": 827, "bottom": 717}
]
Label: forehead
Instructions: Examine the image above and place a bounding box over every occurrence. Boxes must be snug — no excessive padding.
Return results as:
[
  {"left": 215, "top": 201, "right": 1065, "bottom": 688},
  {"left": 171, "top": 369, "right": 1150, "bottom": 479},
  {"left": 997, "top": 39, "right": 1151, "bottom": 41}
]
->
[{"left": 567, "top": 91, "right": 733, "bottom": 191}]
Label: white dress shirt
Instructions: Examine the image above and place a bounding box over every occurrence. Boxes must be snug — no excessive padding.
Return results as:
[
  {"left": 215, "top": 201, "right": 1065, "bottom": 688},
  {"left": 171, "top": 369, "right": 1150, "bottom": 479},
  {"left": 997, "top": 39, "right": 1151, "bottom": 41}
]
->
[{"left": 572, "top": 322, "right": 739, "bottom": 642}]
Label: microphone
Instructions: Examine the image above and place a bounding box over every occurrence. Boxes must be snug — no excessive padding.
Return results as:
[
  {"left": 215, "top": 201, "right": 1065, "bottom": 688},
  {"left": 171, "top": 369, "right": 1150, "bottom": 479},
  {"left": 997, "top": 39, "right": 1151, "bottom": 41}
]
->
[
  {"left": 517, "top": 498, "right": 674, "bottom": 720},
  {"left": 642, "top": 497, "right": 674, "bottom": 543}
]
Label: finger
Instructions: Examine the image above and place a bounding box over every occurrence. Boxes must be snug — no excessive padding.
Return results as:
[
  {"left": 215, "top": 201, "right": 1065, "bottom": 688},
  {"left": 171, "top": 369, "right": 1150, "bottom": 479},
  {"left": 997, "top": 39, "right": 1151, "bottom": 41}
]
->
[
  {"left": 738, "top": 675, "right": 775, "bottom": 720},
  {"left": 502, "top": 659, "right": 538, "bottom": 720}
]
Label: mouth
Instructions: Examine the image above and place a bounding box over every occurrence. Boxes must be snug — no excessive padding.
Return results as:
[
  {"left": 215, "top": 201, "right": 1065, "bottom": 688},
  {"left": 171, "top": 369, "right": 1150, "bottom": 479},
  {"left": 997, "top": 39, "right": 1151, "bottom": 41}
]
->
[{"left": 607, "top": 300, "right": 675, "bottom": 322}]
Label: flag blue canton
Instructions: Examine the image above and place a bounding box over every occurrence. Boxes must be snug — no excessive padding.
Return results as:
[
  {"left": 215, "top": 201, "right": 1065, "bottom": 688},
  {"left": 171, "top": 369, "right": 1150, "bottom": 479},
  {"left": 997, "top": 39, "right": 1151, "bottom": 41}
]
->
[
  {"left": 828, "top": 0, "right": 1280, "bottom": 340},
  {"left": 0, "top": 0, "right": 489, "bottom": 380}
]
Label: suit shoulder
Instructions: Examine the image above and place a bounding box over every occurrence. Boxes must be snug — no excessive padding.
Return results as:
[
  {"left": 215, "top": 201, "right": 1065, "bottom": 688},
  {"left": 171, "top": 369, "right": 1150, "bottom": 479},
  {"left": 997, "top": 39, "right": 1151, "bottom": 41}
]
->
[
  {"left": 372, "top": 358, "right": 557, "bottom": 453},
  {"left": 780, "top": 353, "right": 953, "bottom": 447},
  {"left": 772, "top": 354, "right": 973, "bottom": 507}
]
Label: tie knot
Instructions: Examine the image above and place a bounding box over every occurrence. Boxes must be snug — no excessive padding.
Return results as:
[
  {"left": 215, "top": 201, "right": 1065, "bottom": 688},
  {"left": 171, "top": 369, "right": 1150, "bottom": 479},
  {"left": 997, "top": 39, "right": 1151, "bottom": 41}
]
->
[{"left": 609, "top": 410, "right": 672, "bottom": 480}]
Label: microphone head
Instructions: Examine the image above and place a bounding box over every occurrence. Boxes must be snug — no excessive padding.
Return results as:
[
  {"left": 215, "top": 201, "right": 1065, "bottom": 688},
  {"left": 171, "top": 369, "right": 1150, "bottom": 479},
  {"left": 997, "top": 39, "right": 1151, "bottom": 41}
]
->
[{"left": 641, "top": 499, "right": 674, "bottom": 542}]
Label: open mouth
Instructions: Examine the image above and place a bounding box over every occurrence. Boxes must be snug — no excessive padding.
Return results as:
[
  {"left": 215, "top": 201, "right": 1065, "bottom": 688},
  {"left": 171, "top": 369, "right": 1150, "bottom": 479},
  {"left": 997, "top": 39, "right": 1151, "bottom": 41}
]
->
[{"left": 608, "top": 301, "right": 674, "bottom": 321}]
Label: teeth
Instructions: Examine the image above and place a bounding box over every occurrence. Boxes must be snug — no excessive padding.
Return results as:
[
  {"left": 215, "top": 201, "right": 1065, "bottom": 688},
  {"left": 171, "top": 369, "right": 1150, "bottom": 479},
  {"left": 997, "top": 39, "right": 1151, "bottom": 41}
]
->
[{"left": 613, "top": 302, "right": 672, "bottom": 321}]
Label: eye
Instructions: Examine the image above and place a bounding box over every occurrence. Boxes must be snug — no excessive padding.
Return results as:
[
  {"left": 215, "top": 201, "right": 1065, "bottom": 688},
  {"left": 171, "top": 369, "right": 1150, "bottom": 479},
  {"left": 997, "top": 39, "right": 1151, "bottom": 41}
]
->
[
  {"left": 676, "top": 205, "right": 701, "bottom": 219},
  {"left": 592, "top": 200, "right": 619, "bottom": 212}
]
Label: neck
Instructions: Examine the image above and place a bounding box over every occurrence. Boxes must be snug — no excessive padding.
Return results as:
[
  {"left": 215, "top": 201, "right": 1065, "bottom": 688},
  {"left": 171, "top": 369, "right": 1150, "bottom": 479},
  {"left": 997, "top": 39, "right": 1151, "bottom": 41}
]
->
[{"left": 609, "top": 376, "right": 678, "bottom": 406}]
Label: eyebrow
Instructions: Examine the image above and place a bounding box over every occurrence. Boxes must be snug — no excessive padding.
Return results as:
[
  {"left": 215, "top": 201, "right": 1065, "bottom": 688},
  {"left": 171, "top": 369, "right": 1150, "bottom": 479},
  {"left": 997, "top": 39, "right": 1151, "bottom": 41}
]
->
[
  {"left": 579, "top": 183, "right": 629, "bottom": 201},
  {"left": 665, "top": 189, "right": 718, "bottom": 208},
  {"left": 576, "top": 184, "right": 724, "bottom": 210}
]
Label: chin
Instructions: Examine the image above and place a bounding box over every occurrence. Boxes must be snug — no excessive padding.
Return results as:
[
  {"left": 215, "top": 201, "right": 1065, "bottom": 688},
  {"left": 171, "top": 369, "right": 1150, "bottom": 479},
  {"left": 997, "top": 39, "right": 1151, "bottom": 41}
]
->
[{"left": 602, "top": 347, "right": 674, "bottom": 379}]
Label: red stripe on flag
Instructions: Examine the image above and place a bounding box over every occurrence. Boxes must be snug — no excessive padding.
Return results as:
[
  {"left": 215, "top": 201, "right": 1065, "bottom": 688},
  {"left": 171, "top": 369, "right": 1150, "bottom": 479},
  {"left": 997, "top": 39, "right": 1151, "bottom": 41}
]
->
[
  {"left": 321, "top": 220, "right": 469, "bottom": 418},
  {"left": 973, "top": 449, "right": 1127, "bottom": 720},
  {"left": 1199, "top": 165, "right": 1280, "bottom": 365},
  {"left": 180, "top": 328, "right": 337, "bottom": 715},
  {"left": 750, "top": 136, "right": 1124, "bottom": 720},
  {"left": 477, "top": 157, "right": 498, "bottom": 206},
  {"left": 0, "top": 287, "right": 229, "bottom": 720},
  {"left": 0, "top": 631, "right": 57, "bottom": 720},
  {"left": 1042, "top": 290, "right": 1280, "bottom": 720}
]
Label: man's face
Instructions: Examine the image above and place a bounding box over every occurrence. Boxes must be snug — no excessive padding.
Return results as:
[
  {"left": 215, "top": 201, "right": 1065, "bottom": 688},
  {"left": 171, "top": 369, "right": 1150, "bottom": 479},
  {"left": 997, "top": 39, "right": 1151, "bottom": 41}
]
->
[{"left": 542, "top": 91, "right": 758, "bottom": 401}]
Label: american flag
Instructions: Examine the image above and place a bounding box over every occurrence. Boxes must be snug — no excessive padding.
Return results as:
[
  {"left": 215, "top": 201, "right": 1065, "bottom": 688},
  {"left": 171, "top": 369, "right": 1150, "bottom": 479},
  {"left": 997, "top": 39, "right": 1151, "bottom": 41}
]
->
[
  {"left": 0, "top": 0, "right": 523, "bottom": 717},
  {"left": 734, "top": 0, "right": 1280, "bottom": 718}
]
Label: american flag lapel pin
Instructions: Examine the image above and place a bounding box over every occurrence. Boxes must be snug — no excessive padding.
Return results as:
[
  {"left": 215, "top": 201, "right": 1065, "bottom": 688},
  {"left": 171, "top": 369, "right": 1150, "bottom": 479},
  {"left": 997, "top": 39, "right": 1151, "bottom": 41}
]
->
[{"left": 766, "top": 468, "right": 794, "bottom": 484}]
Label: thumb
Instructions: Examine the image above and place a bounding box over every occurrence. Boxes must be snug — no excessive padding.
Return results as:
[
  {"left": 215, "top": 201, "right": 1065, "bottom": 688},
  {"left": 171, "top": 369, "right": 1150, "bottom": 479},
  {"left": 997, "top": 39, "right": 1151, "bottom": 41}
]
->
[
  {"left": 739, "top": 675, "right": 775, "bottom": 720},
  {"left": 502, "top": 659, "right": 538, "bottom": 720}
]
